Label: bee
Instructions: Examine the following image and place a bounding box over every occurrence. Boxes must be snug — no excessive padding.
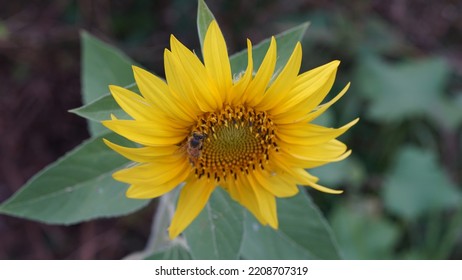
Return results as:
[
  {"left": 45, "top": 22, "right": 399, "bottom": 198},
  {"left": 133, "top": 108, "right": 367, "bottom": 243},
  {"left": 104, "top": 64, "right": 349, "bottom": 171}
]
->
[{"left": 186, "top": 131, "right": 207, "bottom": 161}]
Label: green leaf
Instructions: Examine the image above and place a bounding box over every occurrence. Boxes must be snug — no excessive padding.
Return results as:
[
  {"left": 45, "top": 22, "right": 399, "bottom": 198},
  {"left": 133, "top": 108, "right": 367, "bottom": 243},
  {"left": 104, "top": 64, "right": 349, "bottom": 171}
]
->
[
  {"left": 146, "top": 244, "right": 192, "bottom": 260},
  {"left": 70, "top": 94, "right": 128, "bottom": 123},
  {"left": 230, "top": 22, "right": 310, "bottom": 75},
  {"left": 427, "top": 94, "right": 462, "bottom": 130},
  {"left": 184, "top": 188, "right": 244, "bottom": 260},
  {"left": 240, "top": 190, "right": 341, "bottom": 259},
  {"left": 0, "top": 132, "right": 149, "bottom": 224},
  {"left": 354, "top": 55, "right": 451, "bottom": 122},
  {"left": 81, "top": 31, "right": 136, "bottom": 136},
  {"left": 70, "top": 83, "right": 138, "bottom": 122},
  {"left": 330, "top": 202, "right": 400, "bottom": 259},
  {"left": 382, "top": 146, "right": 461, "bottom": 221},
  {"left": 197, "top": 0, "right": 215, "bottom": 51}
]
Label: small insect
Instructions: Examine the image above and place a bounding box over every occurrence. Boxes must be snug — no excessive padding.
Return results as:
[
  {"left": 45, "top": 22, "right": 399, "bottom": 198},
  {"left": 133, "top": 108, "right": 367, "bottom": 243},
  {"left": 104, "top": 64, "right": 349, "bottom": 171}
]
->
[{"left": 186, "top": 131, "right": 207, "bottom": 161}]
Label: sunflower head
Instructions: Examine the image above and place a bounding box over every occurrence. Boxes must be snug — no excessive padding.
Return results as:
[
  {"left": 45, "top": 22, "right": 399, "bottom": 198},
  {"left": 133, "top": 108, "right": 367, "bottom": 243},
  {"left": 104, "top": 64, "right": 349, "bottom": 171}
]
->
[{"left": 102, "top": 20, "right": 358, "bottom": 239}]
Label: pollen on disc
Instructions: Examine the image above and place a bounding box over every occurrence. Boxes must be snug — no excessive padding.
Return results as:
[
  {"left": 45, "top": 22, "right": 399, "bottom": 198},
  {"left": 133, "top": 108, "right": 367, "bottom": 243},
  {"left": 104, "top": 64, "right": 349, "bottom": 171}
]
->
[{"left": 184, "top": 105, "right": 278, "bottom": 182}]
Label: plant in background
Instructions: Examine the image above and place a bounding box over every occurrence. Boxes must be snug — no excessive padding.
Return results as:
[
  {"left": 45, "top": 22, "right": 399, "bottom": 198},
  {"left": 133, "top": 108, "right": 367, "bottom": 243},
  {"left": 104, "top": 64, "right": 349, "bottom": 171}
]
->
[{"left": 0, "top": 0, "right": 357, "bottom": 259}]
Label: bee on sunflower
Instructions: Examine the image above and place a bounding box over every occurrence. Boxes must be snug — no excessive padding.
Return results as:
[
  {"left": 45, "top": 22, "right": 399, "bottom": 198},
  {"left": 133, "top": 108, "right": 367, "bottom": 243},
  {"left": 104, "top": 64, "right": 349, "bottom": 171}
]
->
[{"left": 102, "top": 20, "right": 358, "bottom": 239}]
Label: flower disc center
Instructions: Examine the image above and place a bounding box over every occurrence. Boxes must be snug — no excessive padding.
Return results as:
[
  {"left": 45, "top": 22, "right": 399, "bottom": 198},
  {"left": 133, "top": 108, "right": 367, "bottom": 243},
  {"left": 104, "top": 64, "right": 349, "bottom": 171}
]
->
[
  {"left": 202, "top": 121, "right": 262, "bottom": 169},
  {"left": 189, "top": 105, "right": 278, "bottom": 182}
]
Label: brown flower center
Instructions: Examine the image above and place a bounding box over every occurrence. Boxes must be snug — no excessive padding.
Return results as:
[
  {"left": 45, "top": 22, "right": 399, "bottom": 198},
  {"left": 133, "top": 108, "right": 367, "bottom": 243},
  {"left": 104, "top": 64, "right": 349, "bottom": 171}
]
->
[{"left": 185, "top": 105, "right": 278, "bottom": 182}]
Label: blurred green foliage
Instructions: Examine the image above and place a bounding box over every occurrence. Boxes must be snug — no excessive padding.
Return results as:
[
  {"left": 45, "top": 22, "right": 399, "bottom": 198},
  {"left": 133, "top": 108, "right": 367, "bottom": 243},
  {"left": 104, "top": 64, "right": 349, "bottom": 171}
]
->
[{"left": 301, "top": 7, "right": 462, "bottom": 259}]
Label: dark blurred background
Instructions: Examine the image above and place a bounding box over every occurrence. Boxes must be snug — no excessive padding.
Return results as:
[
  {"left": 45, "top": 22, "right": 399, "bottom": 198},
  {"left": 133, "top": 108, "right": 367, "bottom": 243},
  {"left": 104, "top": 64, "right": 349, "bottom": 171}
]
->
[{"left": 1, "top": 0, "right": 461, "bottom": 259}]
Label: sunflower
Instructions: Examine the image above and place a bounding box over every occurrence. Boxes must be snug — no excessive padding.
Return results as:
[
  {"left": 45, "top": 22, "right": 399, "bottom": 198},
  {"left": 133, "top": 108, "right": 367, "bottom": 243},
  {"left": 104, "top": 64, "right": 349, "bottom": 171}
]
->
[{"left": 102, "top": 20, "right": 358, "bottom": 239}]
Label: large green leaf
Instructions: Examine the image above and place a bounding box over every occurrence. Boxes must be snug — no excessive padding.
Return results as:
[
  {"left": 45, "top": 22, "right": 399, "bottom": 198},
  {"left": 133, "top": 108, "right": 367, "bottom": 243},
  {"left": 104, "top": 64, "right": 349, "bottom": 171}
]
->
[
  {"left": 70, "top": 94, "right": 128, "bottom": 123},
  {"left": 81, "top": 31, "right": 136, "bottom": 136},
  {"left": 70, "top": 83, "right": 137, "bottom": 122},
  {"left": 354, "top": 55, "right": 450, "bottom": 122},
  {"left": 382, "top": 146, "right": 461, "bottom": 221},
  {"left": 0, "top": 132, "right": 149, "bottom": 224},
  {"left": 427, "top": 93, "right": 462, "bottom": 130},
  {"left": 146, "top": 244, "right": 192, "bottom": 260},
  {"left": 240, "top": 190, "right": 341, "bottom": 259},
  {"left": 330, "top": 202, "right": 400, "bottom": 259},
  {"left": 183, "top": 188, "right": 244, "bottom": 260}
]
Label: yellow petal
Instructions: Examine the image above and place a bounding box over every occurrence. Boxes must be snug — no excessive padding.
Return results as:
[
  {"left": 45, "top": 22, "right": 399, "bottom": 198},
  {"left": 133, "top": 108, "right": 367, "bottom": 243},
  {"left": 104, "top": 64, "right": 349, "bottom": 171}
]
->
[
  {"left": 109, "top": 85, "right": 156, "bottom": 121},
  {"left": 203, "top": 20, "right": 233, "bottom": 99},
  {"left": 169, "top": 179, "right": 216, "bottom": 239},
  {"left": 113, "top": 157, "right": 190, "bottom": 184},
  {"left": 245, "top": 37, "right": 277, "bottom": 106},
  {"left": 303, "top": 82, "right": 351, "bottom": 123},
  {"left": 252, "top": 170, "right": 299, "bottom": 198},
  {"left": 170, "top": 35, "right": 222, "bottom": 111},
  {"left": 303, "top": 180, "right": 344, "bottom": 194},
  {"left": 103, "top": 139, "right": 180, "bottom": 163},
  {"left": 274, "top": 149, "right": 350, "bottom": 169},
  {"left": 277, "top": 118, "right": 359, "bottom": 146},
  {"left": 102, "top": 119, "right": 187, "bottom": 146},
  {"left": 294, "top": 60, "right": 340, "bottom": 88},
  {"left": 279, "top": 139, "right": 350, "bottom": 161},
  {"left": 126, "top": 179, "right": 180, "bottom": 199},
  {"left": 230, "top": 39, "right": 253, "bottom": 106},
  {"left": 125, "top": 167, "right": 190, "bottom": 199},
  {"left": 248, "top": 176, "right": 278, "bottom": 229},
  {"left": 256, "top": 42, "right": 302, "bottom": 111},
  {"left": 274, "top": 82, "right": 350, "bottom": 124},
  {"left": 121, "top": 159, "right": 191, "bottom": 199},
  {"left": 164, "top": 49, "right": 202, "bottom": 116},
  {"left": 132, "top": 65, "right": 195, "bottom": 124},
  {"left": 225, "top": 176, "right": 268, "bottom": 226},
  {"left": 270, "top": 60, "right": 339, "bottom": 117},
  {"left": 272, "top": 160, "right": 343, "bottom": 194}
]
